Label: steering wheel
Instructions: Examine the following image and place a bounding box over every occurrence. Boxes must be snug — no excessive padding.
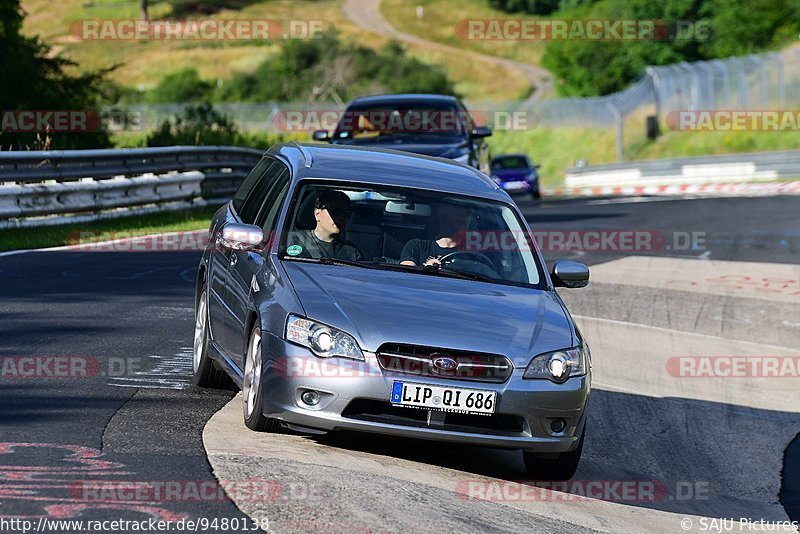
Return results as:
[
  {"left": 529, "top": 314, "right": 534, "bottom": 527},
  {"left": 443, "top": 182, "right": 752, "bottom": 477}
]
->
[{"left": 438, "top": 251, "right": 499, "bottom": 277}]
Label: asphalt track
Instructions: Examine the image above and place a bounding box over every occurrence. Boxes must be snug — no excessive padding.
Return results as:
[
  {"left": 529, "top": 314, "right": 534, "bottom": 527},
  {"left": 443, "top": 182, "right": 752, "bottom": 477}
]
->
[{"left": 1, "top": 194, "right": 798, "bottom": 533}]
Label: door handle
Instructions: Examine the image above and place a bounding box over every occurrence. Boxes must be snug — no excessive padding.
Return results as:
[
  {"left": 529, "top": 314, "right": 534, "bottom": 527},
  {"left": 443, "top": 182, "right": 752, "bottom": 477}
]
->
[{"left": 230, "top": 254, "right": 238, "bottom": 267}]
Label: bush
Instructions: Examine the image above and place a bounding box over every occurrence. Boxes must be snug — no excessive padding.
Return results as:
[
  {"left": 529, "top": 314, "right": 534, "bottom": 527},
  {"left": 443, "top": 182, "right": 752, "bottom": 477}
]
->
[
  {"left": 145, "top": 103, "right": 306, "bottom": 149},
  {"left": 215, "top": 31, "right": 458, "bottom": 103},
  {"left": 488, "top": 0, "right": 562, "bottom": 15},
  {"left": 166, "top": 0, "right": 260, "bottom": 17},
  {"left": 148, "top": 68, "right": 214, "bottom": 103},
  {"left": 540, "top": 0, "right": 800, "bottom": 97},
  {"left": 146, "top": 103, "right": 239, "bottom": 146}
]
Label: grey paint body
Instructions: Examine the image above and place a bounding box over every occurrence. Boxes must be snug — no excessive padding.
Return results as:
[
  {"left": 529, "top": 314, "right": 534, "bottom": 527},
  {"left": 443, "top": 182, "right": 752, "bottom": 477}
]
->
[{"left": 197, "top": 143, "right": 591, "bottom": 452}]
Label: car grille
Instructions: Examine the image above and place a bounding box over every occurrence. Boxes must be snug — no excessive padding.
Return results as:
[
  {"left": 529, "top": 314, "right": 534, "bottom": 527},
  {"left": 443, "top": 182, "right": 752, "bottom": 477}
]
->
[
  {"left": 342, "top": 399, "right": 525, "bottom": 435},
  {"left": 375, "top": 343, "right": 513, "bottom": 383}
]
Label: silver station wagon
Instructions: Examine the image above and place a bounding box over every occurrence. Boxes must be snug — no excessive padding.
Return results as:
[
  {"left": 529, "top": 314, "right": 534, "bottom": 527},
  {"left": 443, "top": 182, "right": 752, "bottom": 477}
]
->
[{"left": 193, "top": 143, "right": 592, "bottom": 480}]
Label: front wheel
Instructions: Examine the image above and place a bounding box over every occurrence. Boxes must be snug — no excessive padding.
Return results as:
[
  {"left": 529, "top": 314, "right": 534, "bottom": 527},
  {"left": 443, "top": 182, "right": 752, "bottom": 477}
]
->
[
  {"left": 242, "top": 326, "right": 281, "bottom": 432},
  {"left": 523, "top": 428, "right": 584, "bottom": 481}
]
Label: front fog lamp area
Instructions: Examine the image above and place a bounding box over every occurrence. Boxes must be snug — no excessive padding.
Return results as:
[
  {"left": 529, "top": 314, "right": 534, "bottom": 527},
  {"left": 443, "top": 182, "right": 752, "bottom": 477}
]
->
[
  {"left": 523, "top": 347, "right": 586, "bottom": 382},
  {"left": 285, "top": 315, "right": 364, "bottom": 361}
]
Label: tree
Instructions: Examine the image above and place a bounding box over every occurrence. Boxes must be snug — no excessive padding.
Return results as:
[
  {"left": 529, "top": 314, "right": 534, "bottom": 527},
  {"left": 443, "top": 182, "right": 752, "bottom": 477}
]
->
[
  {"left": 140, "top": 0, "right": 149, "bottom": 22},
  {"left": 0, "top": 0, "right": 111, "bottom": 149}
]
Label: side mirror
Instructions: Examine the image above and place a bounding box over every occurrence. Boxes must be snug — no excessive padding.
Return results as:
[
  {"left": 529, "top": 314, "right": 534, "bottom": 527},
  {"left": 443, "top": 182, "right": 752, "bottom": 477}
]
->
[
  {"left": 312, "top": 129, "right": 330, "bottom": 142},
  {"left": 217, "top": 222, "right": 264, "bottom": 252},
  {"left": 551, "top": 260, "right": 589, "bottom": 288},
  {"left": 471, "top": 125, "right": 492, "bottom": 138}
]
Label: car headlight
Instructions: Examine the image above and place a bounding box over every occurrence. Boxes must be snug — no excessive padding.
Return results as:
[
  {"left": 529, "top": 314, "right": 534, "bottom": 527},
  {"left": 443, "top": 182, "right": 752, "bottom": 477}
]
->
[
  {"left": 452, "top": 154, "right": 470, "bottom": 164},
  {"left": 285, "top": 315, "right": 364, "bottom": 361},
  {"left": 523, "top": 346, "right": 587, "bottom": 382}
]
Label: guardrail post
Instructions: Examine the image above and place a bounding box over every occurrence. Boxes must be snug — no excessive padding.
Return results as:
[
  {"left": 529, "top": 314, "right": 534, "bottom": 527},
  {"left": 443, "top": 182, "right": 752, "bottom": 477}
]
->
[{"left": 606, "top": 102, "right": 624, "bottom": 162}]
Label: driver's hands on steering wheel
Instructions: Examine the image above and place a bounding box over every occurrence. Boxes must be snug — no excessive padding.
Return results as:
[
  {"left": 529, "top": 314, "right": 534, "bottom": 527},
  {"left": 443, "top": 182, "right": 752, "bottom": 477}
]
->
[{"left": 423, "top": 256, "right": 442, "bottom": 267}]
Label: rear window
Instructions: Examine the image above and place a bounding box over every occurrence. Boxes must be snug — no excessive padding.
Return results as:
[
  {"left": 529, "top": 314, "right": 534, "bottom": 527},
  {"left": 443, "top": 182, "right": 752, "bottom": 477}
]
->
[{"left": 492, "top": 156, "right": 529, "bottom": 170}]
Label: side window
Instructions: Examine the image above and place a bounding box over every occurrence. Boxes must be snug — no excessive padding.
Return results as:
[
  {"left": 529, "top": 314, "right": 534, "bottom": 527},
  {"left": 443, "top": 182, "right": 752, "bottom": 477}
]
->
[
  {"left": 257, "top": 169, "right": 290, "bottom": 232},
  {"left": 238, "top": 161, "right": 279, "bottom": 225},
  {"left": 232, "top": 158, "right": 271, "bottom": 213}
]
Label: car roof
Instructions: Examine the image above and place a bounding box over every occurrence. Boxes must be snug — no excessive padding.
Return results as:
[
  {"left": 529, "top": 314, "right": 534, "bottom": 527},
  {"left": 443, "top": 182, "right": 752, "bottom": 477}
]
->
[
  {"left": 346, "top": 94, "right": 460, "bottom": 107},
  {"left": 493, "top": 154, "right": 530, "bottom": 160},
  {"left": 267, "top": 142, "right": 506, "bottom": 200}
]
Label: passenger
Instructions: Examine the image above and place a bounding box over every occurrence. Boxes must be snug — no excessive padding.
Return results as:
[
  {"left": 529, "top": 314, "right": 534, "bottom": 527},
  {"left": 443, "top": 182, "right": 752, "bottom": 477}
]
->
[
  {"left": 286, "top": 190, "right": 362, "bottom": 261},
  {"left": 400, "top": 203, "right": 472, "bottom": 267}
]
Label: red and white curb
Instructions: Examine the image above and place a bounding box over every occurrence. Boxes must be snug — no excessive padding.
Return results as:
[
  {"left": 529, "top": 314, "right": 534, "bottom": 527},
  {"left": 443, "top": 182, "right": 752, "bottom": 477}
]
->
[{"left": 544, "top": 180, "right": 800, "bottom": 198}]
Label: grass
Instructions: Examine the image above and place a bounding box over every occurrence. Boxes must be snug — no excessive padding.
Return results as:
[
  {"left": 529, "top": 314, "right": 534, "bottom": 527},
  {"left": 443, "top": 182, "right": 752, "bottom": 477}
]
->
[
  {"left": 0, "top": 205, "right": 219, "bottom": 252},
  {"left": 382, "top": 0, "right": 546, "bottom": 68},
  {"left": 490, "top": 125, "right": 800, "bottom": 186},
  {"left": 490, "top": 127, "right": 616, "bottom": 186},
  {"left": 20, "top": 0, "right": 528, "bottom": 101}
]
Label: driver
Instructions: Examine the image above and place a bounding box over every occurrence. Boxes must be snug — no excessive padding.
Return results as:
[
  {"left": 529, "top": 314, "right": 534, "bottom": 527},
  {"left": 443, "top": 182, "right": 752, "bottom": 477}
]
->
[
  {"left": 400, "top": 203, "right": 472, "bottom": 267},
  {"left": 286, "top": 190, "right": 362, "bottom": 261}
]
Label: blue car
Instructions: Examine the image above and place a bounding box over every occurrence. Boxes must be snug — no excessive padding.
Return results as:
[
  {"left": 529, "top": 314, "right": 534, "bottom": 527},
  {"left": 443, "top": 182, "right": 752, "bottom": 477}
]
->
[
  {"left": 193, "top": 142, "right": 591, "bottom": 480},
  {"left": 491, "top": 154, "right": 541, "bottom": 198}
]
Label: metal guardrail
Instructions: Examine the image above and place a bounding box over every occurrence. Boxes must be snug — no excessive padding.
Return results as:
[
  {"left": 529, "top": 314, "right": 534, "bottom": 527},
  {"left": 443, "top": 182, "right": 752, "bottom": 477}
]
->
[
  {"left": 0, "top": 146, "right": 263, "bottom": 226},
  {"left": 565, "top": 150, "right": 800, "bottom": 188}
]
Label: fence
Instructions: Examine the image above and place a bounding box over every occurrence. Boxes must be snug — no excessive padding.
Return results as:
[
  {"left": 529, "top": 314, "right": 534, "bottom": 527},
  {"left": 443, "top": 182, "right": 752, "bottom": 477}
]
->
[
  {"left": 0, "top": 146, "right": 262, "bottom": 228},
  {"left": 112, "top": 46, "right": 800, "bottom": 163},
  {"left": 527, "top": 46, "right": 800, "bottom": 161}
]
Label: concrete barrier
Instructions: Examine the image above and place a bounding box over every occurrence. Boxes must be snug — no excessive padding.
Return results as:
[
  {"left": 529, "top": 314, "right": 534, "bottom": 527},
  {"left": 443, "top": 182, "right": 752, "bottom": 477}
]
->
[{"left": 565, "top": 150, "right": 800, "bottom": 188}]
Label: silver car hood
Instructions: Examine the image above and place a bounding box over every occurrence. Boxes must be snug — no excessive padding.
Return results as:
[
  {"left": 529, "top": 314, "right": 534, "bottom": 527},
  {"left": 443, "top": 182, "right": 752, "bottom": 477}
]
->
[{"left": 283, "top": 262, "right": 574, "bottom": 364}]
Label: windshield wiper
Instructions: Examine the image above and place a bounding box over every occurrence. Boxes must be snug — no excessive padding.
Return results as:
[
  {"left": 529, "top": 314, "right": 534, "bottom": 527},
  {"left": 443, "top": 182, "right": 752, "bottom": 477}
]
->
[
  {"left": 285, "top": 256, "right": 379, "bottom": 270},
  {"left": 371, "top": 261, "right": 495, "bottom": 283},
  {"left": 287, "top": 257, "right": 497, "bottom": 283},
  {"left": 438, "top": 266, "right": 496, "bottom": 283}
]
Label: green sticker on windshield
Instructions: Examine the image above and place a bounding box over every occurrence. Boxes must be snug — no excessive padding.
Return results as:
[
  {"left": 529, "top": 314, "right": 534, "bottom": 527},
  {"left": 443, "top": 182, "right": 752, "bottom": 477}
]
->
[{"left": 287, "top": 245, "right": 303, "bottom": 256}]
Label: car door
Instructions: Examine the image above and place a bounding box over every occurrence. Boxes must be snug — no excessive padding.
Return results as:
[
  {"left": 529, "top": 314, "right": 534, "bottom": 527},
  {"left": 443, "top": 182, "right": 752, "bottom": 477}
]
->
[
  {"left": 225, "top": 162, "right": 290, "bottom": 370},
  {"left": 212, "top": 159, "right": 278, "bottom": 361},
  {"left": 208, "top": 158, "right": 271, "bottom": 349}
]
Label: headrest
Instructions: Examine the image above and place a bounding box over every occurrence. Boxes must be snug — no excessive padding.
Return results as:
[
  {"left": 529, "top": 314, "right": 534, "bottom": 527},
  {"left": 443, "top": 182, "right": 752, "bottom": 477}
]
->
[{"left": 294, "top": 192, "right": 318, "bottom": 231}]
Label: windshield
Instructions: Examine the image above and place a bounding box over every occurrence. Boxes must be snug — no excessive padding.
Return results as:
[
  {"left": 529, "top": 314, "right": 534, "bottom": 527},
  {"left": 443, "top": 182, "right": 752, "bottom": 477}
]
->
[
  {"left": 280, "top": 182, "right": 544, "bottom": 289},
  {"left": 331, "top": 101, "right": 469, "bottom": 141},
  {"left": 492, "top": 156, "right": 530, "bottom": 170}
]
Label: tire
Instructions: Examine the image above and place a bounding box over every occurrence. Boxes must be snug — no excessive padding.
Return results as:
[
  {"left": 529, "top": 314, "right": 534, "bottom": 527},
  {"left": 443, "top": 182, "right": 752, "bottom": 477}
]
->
[
  {"left": 531, "top": 189, "right": 541, "bottom": 199},
  {"left": 523, "top": 428, "right": 584, "bottom": 481},
  {"left": 242, "top": 325, "right": 281, "bottom": 432},
  {"left": 193, "top": 285, "right": 232, "bottom": 389}
]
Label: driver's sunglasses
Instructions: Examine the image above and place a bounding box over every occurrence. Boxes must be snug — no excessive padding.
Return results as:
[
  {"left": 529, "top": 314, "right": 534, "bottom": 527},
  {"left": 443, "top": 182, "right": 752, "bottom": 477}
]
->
[{"left": 322, "top": 205, "right": 351, "bottom": 219}]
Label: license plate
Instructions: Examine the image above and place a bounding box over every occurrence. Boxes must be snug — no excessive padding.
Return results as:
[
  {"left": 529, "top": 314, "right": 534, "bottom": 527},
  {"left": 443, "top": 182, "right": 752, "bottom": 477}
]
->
[
  {"left": 503, "top": 180, "right": 527, "bottom": 191},
  {"left": 390, "top": 381, "right": 496, "bottom": 415}
]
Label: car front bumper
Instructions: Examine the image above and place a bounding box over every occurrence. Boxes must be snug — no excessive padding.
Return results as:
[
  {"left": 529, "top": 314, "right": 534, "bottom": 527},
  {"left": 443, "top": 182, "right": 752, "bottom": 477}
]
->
[{"left": 260, "top": 335, "right": 590, "bottom": 452}]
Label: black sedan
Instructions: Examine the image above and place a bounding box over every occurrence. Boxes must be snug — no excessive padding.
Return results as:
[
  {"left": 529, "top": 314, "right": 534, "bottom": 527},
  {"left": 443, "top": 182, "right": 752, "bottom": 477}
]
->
[{"left": 313, "top": 94, "right": 492, "bottom": 174}]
